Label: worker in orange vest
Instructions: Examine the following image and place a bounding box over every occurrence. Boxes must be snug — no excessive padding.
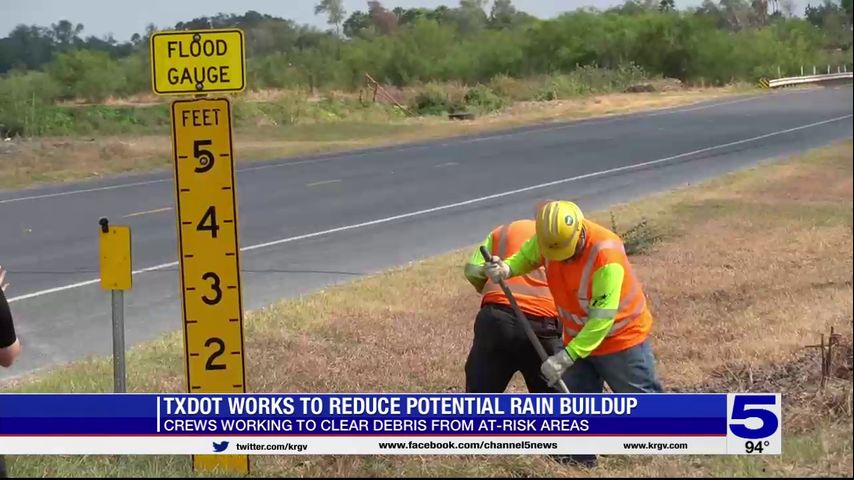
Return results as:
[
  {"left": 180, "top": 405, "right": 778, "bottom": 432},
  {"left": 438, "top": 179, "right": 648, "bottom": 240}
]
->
[
  {"left": 463, "top": 219, "right": 564, "bottom": 393},
  {"left": 484, "top": 201, "right": 663, "bottom": 394}
]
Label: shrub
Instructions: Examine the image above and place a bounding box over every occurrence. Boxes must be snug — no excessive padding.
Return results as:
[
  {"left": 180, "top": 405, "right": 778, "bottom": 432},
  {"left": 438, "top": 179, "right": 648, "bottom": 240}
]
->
[
  {"left": 463, "top": 84, "right": 504, "bottom": 112},
  {"left": 488, "top": 74, "right": 539, "bottom": 101},
  {"left": 412, "top": 83, "right": 451, "bottom": 115},
  {"left": 610, "top": 212, "right": 663, "bottom": 256},
  {"left": 0, "top": 71, "right": 63, "bottom": 136}
]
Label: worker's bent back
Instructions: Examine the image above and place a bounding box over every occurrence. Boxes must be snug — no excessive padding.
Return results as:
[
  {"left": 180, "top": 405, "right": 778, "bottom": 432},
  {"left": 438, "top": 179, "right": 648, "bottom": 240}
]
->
[{"left": 482, "top": 220, "right": 557, "bottom": 318}]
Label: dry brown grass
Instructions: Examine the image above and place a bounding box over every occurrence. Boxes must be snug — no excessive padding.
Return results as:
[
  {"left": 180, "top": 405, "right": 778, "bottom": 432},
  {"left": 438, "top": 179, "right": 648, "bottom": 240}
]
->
[
  {"left": 492, "top": 87, "right": 744, "bottom": 125},
  {"left": 0, "top": 88, "right": 748, "bottom": 189},
  {"left": 0, "top": 136, "right": 173, "bottom": 186},
  {"left": 248, "top": 140, "right": 853, "bottom": 477},
  {"left": 7, "top": 141, "right": 851, "bottom": 477}
]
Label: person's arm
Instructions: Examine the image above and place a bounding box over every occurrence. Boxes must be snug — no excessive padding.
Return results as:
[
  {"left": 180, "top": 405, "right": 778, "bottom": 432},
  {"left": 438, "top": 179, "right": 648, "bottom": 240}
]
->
[
  {"left": 0, "top": 340, "right": 21, "bottom": 368},
  {"left": 565, "top": 263, "right": 624, "bottom": 360},
  {"left": 463, "top": 233, "right": 493, "bottom": 293},
  {"left": 0, "top": 267, "right": 20, "bottom": 368},
  {"left": 503, "top": 236, "right": 543, "bottom": 277}
]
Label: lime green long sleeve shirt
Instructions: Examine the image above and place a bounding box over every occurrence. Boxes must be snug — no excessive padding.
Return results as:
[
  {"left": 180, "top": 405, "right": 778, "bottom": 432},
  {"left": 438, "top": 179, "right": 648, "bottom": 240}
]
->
[
  {"left": 504, "top": 235, "right": 625, "bottom": 360},
  {"left": 463, "top": 232, "right": 493, "bottom": 293}
]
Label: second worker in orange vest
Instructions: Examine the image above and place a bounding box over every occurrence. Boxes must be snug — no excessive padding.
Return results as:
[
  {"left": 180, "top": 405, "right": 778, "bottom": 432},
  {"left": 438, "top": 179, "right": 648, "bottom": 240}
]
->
[
  {"left": 484, "top": 201, "right": 663, "bottom": 395},
  {"left": 463, "top": 219, "right": 565, "bottom": 393}
]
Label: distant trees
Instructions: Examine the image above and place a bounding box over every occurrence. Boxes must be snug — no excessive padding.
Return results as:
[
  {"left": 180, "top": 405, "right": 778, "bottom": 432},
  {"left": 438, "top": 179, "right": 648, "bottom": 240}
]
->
[
  {"left": 342, "top": 0, "right": 536, "bottom": 37},
  {"left": 0, "top": 0, "right": 851, "bottom": 102},
  {"left": 804, "top": 0, "right": 853, "bottom": 48},
  {"left": 489, "top": 0, "right": 535, "bottom": 28},
  {"left": 806, "top": 0, "right": 851, "bottom": 26},
  {"left": 315, "top": 0, "right": 347, "bottom": 36},
  {"left": 47, "top": 49, "right": 127, "bottom": 101},
  {"left": 343, "top": 11, "right": 373, "bottom": 38},
  {"left": 50, "top": 20, "right": 84, "bottom": 46},
  {"left": 0, "top": 26, "right": 55, "bottom": 72},
  {"left": 368, "top": 1, "right": 400, "bottom": 34}
]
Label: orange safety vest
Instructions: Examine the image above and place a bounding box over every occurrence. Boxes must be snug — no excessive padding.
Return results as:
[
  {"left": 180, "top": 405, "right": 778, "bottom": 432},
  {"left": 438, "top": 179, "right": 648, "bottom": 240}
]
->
[
  {"left": 544, "top": 219, "right": 653, "bottom": 356},
  {"left": 481, "top": 220, "right": 557, "bottom": 319}
]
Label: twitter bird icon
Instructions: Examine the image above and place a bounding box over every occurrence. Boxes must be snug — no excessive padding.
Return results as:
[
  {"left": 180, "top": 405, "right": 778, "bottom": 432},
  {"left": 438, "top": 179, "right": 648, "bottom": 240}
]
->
[{"left": 212, "top": 441, "right": 229, "bottom": 453}]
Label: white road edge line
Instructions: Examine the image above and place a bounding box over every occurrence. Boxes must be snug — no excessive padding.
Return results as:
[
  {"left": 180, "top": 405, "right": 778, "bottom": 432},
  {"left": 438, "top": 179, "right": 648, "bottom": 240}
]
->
[
  {"left": 0, "top": 179, "right": 166, "bottom": 205},
  {"left": 7, "top": 113, "right": 851, "bottom": 304},
  {"left": 0, "top": 93, "right": 771, "bottom": 205},
  {"left": 122, "top": 206, "right": 173, "bottom": 218},
  {"left": 305, "top": 179, "right": 342, "bottom": 187}
]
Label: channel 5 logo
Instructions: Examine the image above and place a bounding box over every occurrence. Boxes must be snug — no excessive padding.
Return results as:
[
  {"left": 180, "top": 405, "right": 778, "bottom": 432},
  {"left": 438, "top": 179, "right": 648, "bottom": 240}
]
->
[{"left": 727, "top": 394, "right": 781, "bottom": 439}]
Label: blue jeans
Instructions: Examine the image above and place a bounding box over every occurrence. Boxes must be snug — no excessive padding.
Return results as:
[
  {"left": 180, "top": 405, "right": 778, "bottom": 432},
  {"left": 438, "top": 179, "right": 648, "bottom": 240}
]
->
[{"left": 562, "top": 339, "right": 663, "bottom": 393}]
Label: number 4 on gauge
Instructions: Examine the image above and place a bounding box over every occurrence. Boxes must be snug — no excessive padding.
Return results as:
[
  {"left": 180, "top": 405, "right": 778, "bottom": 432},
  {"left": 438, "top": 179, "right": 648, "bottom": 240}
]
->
[{"left": 197, "top": 207, "right": 220, "bottom": 238}]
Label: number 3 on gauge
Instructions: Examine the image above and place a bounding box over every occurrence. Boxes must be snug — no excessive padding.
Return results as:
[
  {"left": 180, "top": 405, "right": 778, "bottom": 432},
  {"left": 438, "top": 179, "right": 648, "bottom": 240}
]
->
[
  {"left": 201, "top": 272, "right": 222, "bottom": 305},
  {"left": 729, "top": 395, "right": 779, "bottom": 439}
]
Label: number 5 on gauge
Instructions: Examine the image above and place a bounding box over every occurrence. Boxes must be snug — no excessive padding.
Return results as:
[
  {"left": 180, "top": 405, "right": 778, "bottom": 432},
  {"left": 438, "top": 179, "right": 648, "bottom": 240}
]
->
[{"left": 727, "top": 394, "right": 782, "bottom": 454}]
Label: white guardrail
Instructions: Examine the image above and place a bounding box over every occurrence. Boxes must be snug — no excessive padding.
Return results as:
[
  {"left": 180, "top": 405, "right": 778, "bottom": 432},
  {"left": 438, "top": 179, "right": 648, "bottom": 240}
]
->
[{"left": 766, "top": 65, "right": 853, "bottom": 88}]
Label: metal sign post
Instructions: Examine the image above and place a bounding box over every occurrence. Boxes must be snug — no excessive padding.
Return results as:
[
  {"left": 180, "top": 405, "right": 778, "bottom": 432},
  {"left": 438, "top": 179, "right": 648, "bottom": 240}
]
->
[
  {"left": 111, "top": 289, "right": 126, "bottom": 393},
  {"left": 98, "top": 217, "right": 132, "bottom": 393}
]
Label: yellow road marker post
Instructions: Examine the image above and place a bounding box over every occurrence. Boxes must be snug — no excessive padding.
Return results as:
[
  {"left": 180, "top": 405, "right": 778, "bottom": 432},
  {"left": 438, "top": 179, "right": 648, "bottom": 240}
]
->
[
  {"left": 98, "top": 217, "right": 132, "bottom": 393},
  {"left": 151, "top": 28, "right": 248, "bottom": 474}
]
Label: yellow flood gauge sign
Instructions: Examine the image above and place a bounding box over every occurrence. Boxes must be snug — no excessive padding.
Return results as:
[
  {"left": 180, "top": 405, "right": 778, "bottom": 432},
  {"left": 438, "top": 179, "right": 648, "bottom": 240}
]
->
[
  {"left": 170, "top": 97, "right": 248, "bottom": 473},
  {"left": 151, "top": 29, "right": 245, "bottom": 95}
]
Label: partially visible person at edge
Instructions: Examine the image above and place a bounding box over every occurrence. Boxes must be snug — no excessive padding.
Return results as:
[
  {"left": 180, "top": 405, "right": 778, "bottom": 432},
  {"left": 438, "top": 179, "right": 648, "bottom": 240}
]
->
[
  {"left": 484, "top": 201, "right": 664, "bottom": 468},
  {"left": 0, "top": 265, "right": 22, "bottom": 478},
  {"left": 463, "top": 219, "right": 563, "bottom": 394}
]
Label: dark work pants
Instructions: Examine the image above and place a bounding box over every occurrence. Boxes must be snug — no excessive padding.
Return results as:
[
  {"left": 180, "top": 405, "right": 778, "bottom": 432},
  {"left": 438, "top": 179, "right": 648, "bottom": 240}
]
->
[{"left": 465, "top": 303, "right": 564, "bottom": 393}]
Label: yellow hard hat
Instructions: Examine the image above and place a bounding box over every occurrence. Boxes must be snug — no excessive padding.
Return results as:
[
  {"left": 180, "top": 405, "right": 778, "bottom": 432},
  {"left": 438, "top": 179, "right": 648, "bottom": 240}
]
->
[{"left": 535, "top": 200, "right": 585, "bottom": 261}]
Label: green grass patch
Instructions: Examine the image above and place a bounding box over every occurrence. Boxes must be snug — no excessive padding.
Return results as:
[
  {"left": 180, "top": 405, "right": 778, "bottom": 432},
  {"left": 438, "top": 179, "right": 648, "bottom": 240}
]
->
[{"left": 2, "top": 104, "right": 171, "bottom": 137}]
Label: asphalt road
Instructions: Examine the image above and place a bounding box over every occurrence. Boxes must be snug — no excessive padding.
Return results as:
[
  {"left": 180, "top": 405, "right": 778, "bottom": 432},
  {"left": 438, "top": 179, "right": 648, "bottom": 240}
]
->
[{"left": 1, "top": 86, "right": 852, "bottom": 380}]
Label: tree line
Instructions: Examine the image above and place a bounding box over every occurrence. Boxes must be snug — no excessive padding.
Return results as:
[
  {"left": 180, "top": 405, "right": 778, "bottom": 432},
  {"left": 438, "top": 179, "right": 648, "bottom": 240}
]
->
[{"left": 0, "top": 0, "right": 851, "bottom": 104}]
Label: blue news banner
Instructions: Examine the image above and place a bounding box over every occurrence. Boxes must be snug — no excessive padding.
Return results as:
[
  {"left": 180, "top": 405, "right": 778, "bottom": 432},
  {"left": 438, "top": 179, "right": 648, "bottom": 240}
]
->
[{"left": 0, "top": 393, "right": 781, "bottom": 455}]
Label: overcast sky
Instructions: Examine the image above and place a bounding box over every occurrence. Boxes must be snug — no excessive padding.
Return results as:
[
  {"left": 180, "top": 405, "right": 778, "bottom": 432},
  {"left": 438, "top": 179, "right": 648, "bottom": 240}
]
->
[{"left": 3, "top": 0, "right": 811, "bottom": 41}]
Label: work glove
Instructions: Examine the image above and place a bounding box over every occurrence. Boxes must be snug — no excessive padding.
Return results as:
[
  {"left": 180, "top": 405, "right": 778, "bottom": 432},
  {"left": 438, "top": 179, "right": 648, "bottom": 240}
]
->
[
  {"left": 483, "top": 256, "right": 510, "bottom": 283},
  {"left": 541, "top": 349, "right": 574, "bottom": 386}
]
